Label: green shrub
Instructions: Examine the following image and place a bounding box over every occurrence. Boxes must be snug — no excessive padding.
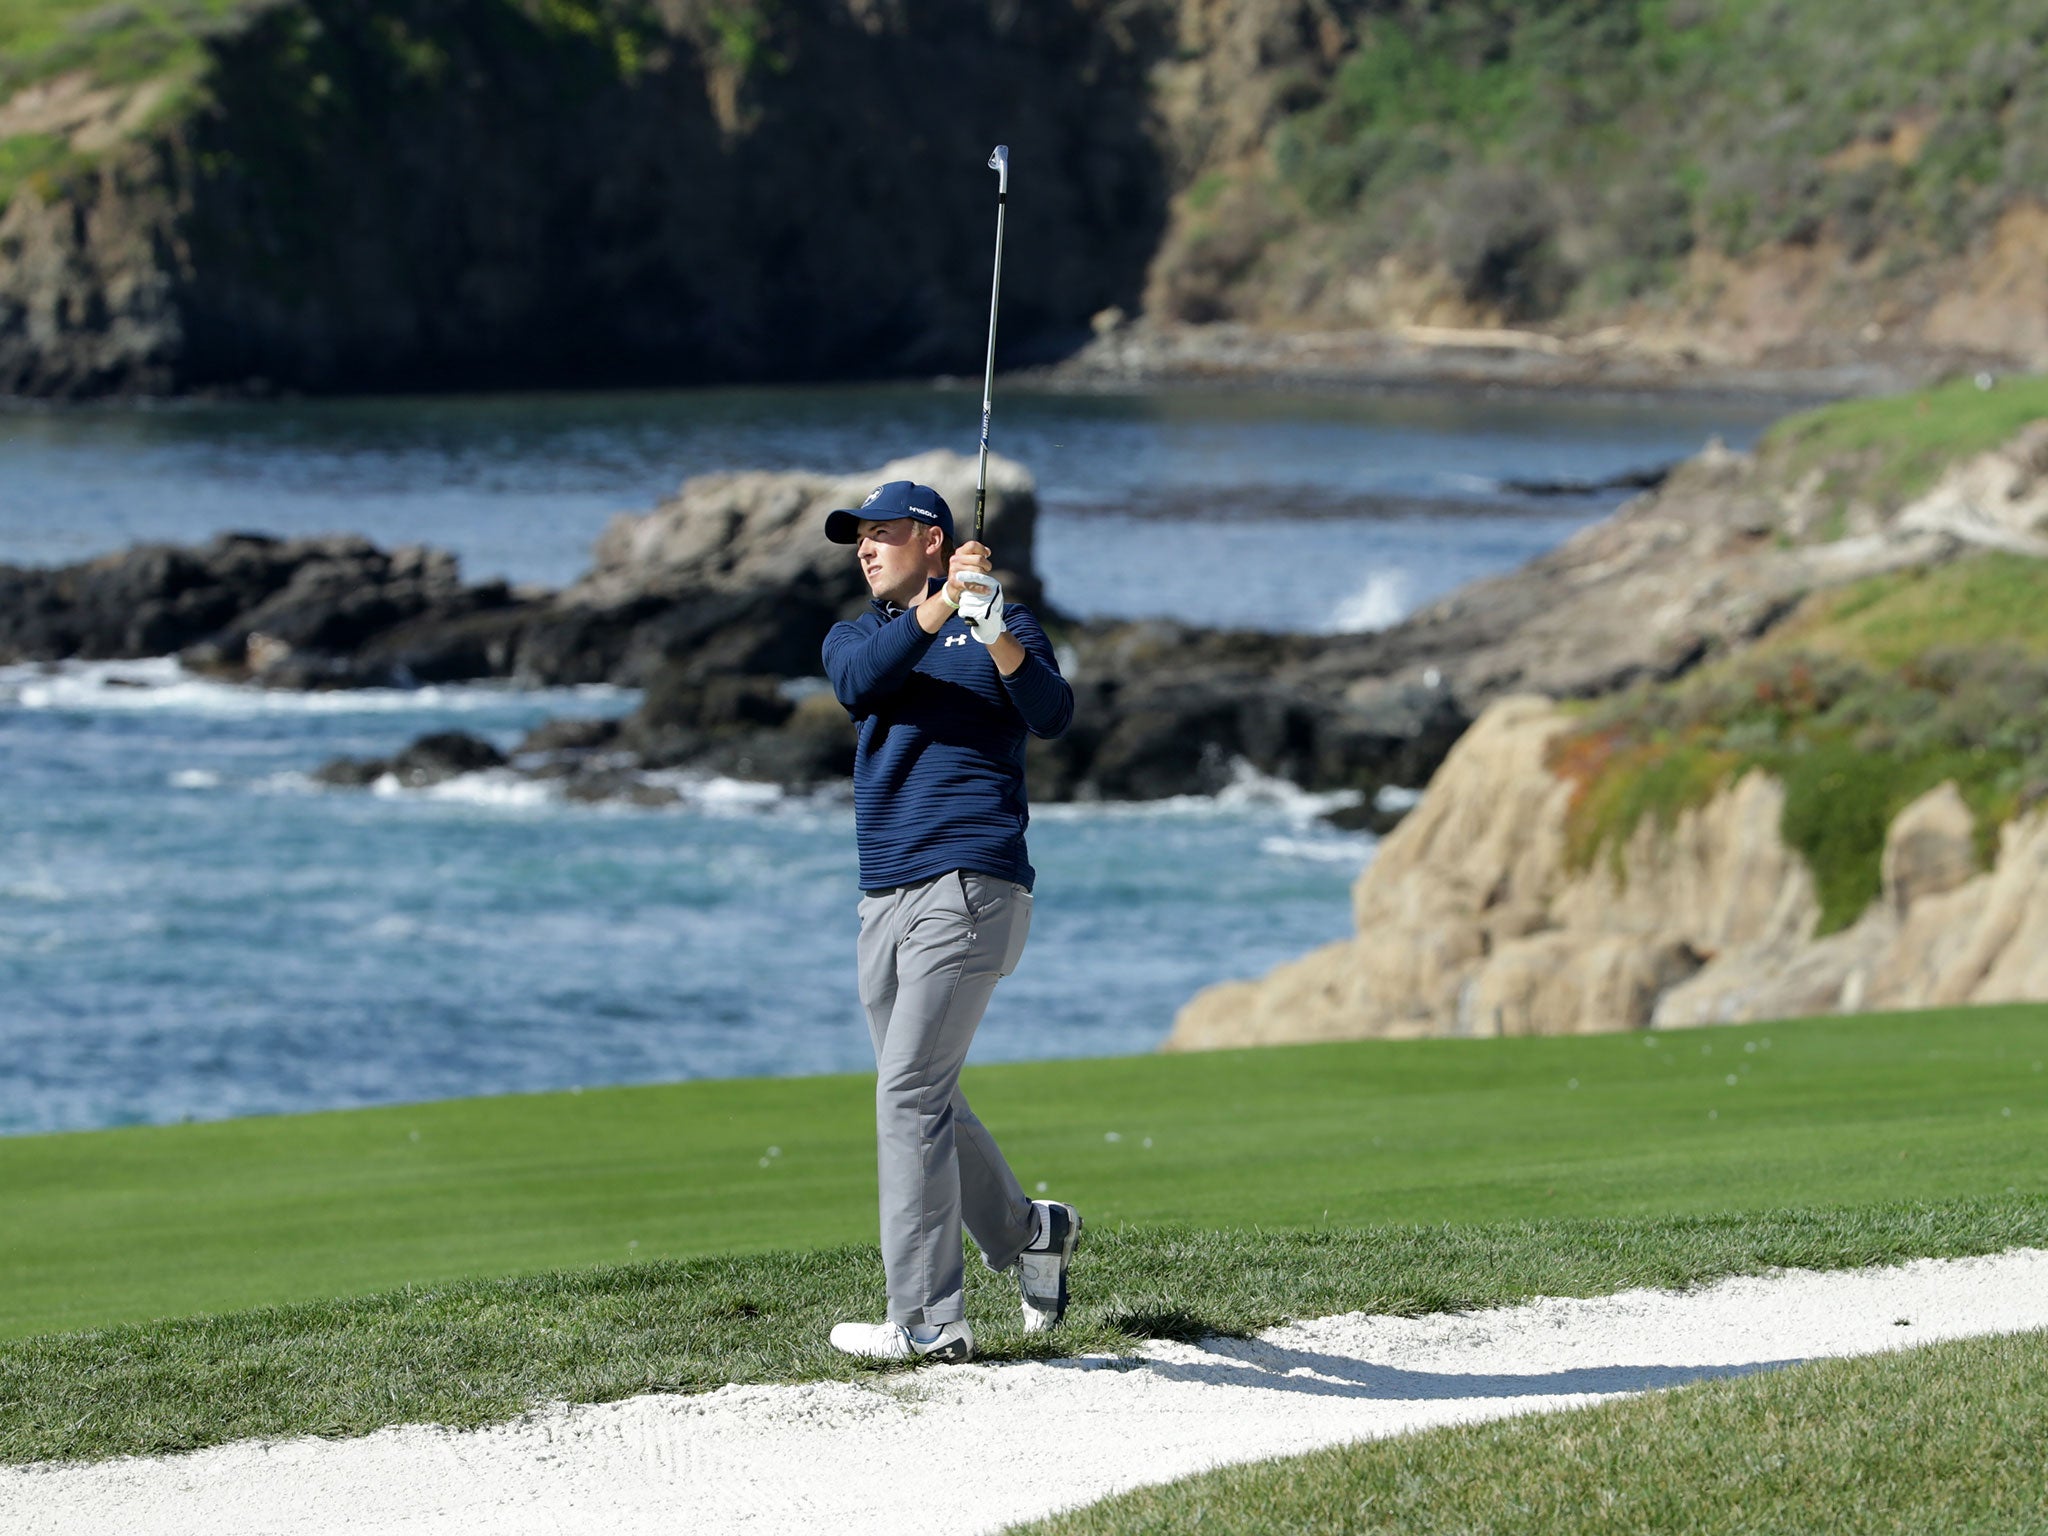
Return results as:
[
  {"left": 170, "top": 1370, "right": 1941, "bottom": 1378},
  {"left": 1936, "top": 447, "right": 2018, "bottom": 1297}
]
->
[
  {"left": 1555, "top": 555, "right": 2048, "bottom": 933},
  {"left": 1436, "top": 166, "right": 1572, "bottom": 319},
  {"left": 1257, "top": 0, "right": 2048, "bottom": 321}
]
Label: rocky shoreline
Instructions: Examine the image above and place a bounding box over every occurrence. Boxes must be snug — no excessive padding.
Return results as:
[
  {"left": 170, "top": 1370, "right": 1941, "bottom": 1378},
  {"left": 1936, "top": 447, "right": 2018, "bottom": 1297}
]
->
[
  {"left": 14, "top": 398, "right": 2040, "bottom": 843},
  {"left": 0, "top": 447, "right": 1474, "bottom": 810},
  {"left": 1023, "top": 317, "right": 1998, "bottom": 407},
  {"left": 1171, "top": 405, "right": 2048, "bottom": 1045},
  {"left": 10, "top": 402, "right": 2001, "bottom": 822}
]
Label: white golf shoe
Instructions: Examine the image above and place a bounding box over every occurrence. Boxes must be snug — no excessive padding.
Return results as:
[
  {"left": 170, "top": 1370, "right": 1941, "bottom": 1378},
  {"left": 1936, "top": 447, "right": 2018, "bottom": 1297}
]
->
[
  {"left": 1016, "top": 1200, "right": 1082, "bottom": 1332},
  {"left": 827, "top": 1318, "right": 974, "bottom": 1362}
]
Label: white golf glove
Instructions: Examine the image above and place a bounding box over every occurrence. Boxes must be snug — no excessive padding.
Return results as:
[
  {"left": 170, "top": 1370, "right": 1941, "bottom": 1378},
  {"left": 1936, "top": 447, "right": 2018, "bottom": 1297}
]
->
[{"left": 957, "top": 575, "right": 1006, "bottom": 644}]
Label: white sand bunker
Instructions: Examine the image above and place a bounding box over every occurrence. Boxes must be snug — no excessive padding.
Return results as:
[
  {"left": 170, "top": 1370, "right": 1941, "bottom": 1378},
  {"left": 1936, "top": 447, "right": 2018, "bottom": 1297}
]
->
[{"left": 9, "top": 1248, "right": 2047, "bottom": 1536}]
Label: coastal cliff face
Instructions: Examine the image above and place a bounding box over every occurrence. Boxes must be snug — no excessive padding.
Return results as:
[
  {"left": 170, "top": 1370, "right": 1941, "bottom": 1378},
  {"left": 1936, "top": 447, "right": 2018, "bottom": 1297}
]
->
[
  {"left": 1171, "top": 697, "right": 2048, "bottom": 1048},
  {"left": 11, "top": 0, "right": 2048, "bottom": 395},
  {"left": 0, "top": 0, "right": 1166, "bottom": 395}
]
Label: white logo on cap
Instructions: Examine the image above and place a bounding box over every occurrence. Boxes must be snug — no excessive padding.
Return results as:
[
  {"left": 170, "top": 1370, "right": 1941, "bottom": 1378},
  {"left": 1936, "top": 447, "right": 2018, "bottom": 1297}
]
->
[{"left": 861, "top": 486, "right": 883, "bottom": 507}]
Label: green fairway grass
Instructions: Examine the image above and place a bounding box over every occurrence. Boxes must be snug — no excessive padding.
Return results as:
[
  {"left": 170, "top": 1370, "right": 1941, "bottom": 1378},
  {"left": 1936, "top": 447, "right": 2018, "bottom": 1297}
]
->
[
  {"left": 7, "top": 1202, "right": 2047, "bottom": 1465},
  {"left": 1013, "top": 1327, "right": 2048, "bottom": 1536},
  {"left": 4, "top": 1005, "right": 2045, "bottom": 1341}
]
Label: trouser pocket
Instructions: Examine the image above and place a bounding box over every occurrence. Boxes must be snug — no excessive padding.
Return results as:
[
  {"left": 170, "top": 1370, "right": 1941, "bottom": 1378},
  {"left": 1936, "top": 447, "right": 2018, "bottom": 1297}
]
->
[{"left": 958, "top": 872, "right": 1032, "bottom": 977}]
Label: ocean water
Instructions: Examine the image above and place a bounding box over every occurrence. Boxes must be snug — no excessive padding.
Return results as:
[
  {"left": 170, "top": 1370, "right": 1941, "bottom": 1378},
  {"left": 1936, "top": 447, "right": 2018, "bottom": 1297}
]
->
[
  {"left": 0, "top": 384, "right": 1788, "bottom": 629},
  {"left": 0, "top": 660, "right": 1371, "bottom": 1135},
  {"left": 0, "top": 385, "right": 1792, "bottom": 1134}
]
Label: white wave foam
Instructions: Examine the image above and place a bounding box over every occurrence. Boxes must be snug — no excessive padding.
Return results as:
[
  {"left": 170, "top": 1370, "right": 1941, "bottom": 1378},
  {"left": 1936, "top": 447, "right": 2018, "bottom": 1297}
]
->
[
  {"left": 1036, "top": 760, "right": 1363, "bottom": 825},
  {"left": 322, "top": 763, "right": 829, "bottom": 821},
  {"left": 169, "top": 768, "right": 223, "bottom": 790},
  {"left": 3, "top": 876, "right": 67, "bottom": 902},
  {"left": 372, "top": 770, "right": 558, "bottom": 809},
  {"left": 647, "top": 773, "right": 859, "bottom": 824},
  {"left": 1327, "top": 569, "right": 1413, "bottom": 633},
  {"left": 1215, "top": 760, "right": 1363, "bottom": 819},
  {"left": 1259, "top": 834, "right": 1376, "bottom": 866},
  {"left": 1441, "top": 470, "right": 1504, "bottom": 495},
  {"left": 684, "top": 775, "right": 787, "bottom": 814},
  {"left": 271, "top": 744, "right": 1352, "bottom": 827},
  {"left": 1375, "top": 784, "right": 1423, "bottom": 813},
  {"left": 1, "top": 658, "right": 635, "bottom": 718}
]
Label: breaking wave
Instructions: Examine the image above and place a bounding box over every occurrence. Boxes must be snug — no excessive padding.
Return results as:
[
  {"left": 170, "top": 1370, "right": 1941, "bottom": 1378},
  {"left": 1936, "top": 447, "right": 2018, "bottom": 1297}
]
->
[
  {"left": 1327, "top": 569, "right": 1413, "bottom": 633},
  {"left": 0, "top": 658, "right": 634, "bottom": 718}
]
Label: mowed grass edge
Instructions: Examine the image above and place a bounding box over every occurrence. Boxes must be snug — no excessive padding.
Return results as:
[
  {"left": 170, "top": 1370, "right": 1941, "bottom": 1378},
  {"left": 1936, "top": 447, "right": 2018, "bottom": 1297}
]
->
[
  {"left": 5, "top": 1200, "right": 2047, "bottom": 1466},
  {"left": 1009, "top": 1327, "right": 2048, "bottom": 1536}
]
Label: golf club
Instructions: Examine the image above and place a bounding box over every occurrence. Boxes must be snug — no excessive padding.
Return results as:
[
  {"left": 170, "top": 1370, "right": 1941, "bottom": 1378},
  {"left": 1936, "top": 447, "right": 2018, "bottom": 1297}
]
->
[{"left": 972, "top": 144, "right": 1009, "bottom": 552}]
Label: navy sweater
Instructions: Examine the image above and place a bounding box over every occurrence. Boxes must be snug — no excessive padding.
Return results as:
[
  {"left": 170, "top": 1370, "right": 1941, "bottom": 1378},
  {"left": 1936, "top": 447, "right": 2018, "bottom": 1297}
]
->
[{"left": 822, "top": 586, "right": 1074, "bottom": 893}]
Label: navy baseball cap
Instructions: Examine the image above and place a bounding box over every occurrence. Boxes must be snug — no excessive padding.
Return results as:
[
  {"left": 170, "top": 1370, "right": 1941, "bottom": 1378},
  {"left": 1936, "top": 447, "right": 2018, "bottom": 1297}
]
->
[{"left": 824, "top": 480, "right": 956, "bottom": 545}]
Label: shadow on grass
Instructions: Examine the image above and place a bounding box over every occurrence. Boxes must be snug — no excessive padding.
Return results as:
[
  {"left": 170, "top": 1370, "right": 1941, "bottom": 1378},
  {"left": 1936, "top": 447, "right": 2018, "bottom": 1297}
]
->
[{"left": 1100, "top": 1305, "right": 1217, "bottom": 1344}]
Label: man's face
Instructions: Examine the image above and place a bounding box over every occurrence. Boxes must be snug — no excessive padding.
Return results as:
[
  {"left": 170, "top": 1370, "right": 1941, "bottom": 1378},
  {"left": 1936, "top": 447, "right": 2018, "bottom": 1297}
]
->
[{"left": 856, "top": 517, "right": 942, "bottom": 605}]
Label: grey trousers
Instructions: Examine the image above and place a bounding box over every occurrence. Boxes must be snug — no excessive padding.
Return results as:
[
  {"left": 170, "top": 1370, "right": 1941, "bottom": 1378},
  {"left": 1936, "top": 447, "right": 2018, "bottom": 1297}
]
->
[{"left": 857, "top": 869, "right": 1036, "bottom": 1325}]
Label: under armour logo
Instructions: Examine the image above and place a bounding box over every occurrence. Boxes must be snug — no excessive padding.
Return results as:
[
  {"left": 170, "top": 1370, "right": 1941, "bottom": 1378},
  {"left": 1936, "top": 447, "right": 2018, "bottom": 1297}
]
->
[{"left": 944, "top": 634, "right": 969, "bottom": 647}]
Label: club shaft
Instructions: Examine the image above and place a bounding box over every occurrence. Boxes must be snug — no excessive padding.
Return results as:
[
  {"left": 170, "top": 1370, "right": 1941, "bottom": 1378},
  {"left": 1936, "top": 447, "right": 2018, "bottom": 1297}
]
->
[{"left": 974, "top": 191, "right": 1007, "bottom": 543}]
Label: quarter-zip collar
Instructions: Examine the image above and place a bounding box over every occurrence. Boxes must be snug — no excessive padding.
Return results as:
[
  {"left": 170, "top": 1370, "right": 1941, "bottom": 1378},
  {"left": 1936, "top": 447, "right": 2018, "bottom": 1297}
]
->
[{"left": 873, "top": 576, "right": 947, "bottom": 620}]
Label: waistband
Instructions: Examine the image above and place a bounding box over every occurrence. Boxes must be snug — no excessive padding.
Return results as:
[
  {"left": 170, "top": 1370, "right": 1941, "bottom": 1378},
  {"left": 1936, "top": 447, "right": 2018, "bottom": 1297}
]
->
[{"left": 861, "top": 871, "right": 951, "bottom": 899}]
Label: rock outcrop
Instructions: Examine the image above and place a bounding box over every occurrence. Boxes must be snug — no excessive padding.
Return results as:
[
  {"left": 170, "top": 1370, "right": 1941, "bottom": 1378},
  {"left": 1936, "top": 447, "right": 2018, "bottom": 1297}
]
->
[
  {"left": 1, "top": 438, "right": 1476, "bottom": 804},
  {"left": 1895, "top": 419, "right": 2048, "bottom": 557},
  {"left": 314, "top": 599, "right": 1473, "bottom": 806},
  {"left": 314, "top": 730, "right": 509, "bottom": 790},
  {"left": 0, "top": 533, "right": 519, "bottom": 685},
  {"left": 1268, "top": 419, "right": 2048, "bottom": 737},
  {"left": 509, "top": 448, "right": 1046, "bottom": 688},
  {"left": 1170, "top": 695, "right": 2048, "bottom": 1047},
  {"left": 0, "top": 448, "right": 1037, "bottom": 689}
]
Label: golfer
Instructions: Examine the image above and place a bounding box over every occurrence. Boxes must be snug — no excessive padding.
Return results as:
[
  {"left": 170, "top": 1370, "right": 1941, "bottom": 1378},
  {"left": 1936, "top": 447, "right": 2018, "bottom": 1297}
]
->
[{"left": 819, "top": 479, "right": 1079, "bottom": 1361}]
